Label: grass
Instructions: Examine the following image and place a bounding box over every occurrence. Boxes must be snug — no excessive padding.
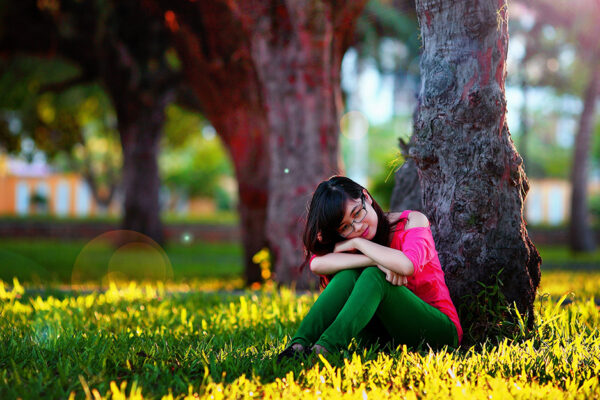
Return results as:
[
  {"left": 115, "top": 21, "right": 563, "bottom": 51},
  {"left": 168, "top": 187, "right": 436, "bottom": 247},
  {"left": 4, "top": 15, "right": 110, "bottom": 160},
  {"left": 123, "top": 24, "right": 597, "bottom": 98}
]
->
[
  {"left": 0, "top": 211, "right": 239, "bottom": 225},
  {"left": 1, "top": 240, "right": 597, "bottom": 282},
  {"left": 0, "top": 239, "right": 243, "bottom": 286},
  {"left": 1, "top": 239, "right": 599, "bottom": 398},
  {"left": 537, "top": 245, "right": 600, "bottom": 269},
  {"left": 1, "top": 272, "right": 599, "bottom": 399}
]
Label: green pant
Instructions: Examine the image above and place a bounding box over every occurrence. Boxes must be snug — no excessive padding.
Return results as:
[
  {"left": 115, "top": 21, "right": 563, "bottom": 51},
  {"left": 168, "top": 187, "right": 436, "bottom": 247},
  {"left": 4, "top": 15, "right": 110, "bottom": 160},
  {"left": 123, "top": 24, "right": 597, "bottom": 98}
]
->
[{"left": 289, "top": 267, "right": 458, "bottom": 352}]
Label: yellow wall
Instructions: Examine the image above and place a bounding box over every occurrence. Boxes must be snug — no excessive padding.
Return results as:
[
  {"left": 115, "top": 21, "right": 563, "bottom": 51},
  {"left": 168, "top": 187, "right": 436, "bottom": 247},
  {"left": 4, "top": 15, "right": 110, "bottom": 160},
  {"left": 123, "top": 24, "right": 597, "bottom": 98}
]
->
[
  {"left": 526, "top": 179, "right": 571, "bottom": 224},
  {"left": 188, "top": 197, "right": 216, "bottom": 215},
  {"left": 0, "top": 172, "right": 115, "bottom": 217},
  {"left": 0, "top": 176, "right": 16, "bottom": 214}
]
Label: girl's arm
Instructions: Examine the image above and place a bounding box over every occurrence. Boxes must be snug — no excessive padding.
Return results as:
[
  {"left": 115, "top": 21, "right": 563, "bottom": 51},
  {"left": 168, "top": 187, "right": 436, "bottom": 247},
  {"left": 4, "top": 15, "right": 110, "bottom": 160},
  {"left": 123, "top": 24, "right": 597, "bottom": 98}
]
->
[
  {"left": 337, "top": 238, "right": 415, "bottom": 276},
  {"left": 333, "top": 211, "right": 431, "bottom": 276},
  {"left": 311, "top": 253, "right": 410, "bottom": 287},
  {"left": 310, "top": 253, "right": 375, "bottom": 275}
]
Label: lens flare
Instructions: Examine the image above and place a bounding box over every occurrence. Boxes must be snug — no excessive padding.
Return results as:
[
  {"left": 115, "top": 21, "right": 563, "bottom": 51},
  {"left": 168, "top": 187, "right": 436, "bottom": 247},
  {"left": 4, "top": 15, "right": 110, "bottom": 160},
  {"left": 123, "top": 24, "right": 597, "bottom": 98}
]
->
[
  {"left": 71, "top": 230, "right": 173, "bottom": 288},
  {"left": 340, "top": 111, "right": 369, "bottom": 140}
]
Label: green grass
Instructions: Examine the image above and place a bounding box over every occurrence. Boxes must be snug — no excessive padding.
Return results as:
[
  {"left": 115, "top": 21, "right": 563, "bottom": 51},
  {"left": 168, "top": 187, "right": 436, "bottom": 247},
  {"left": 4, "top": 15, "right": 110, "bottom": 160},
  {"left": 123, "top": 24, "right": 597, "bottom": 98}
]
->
[
  {"left": 162, "top": 211, "right": 239, "bottom": 225},
  {"left": 537, "top": 245, "right": 600, "bottom": 268},
  {"left": 0, "top": 239, "right": 243, "bottom": 286},
  {"left": 1, "top": 272, "right": 599, "bottom": 399},
  {"left": 0, "top": 210, "right": 239, "bottom": 225},
  {"left": 2, "top": 239, "right": 598, "bottom": 284},
  {"left": 1, "top": 239, "right": 600, "bottom": 398}
]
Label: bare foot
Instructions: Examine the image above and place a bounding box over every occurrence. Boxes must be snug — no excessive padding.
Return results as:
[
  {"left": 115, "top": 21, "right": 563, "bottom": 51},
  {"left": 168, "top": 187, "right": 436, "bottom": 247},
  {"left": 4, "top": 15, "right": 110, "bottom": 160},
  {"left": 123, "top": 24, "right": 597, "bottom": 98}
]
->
[{"left": 311, "top": 344, "right": 329, "bottom": 355}]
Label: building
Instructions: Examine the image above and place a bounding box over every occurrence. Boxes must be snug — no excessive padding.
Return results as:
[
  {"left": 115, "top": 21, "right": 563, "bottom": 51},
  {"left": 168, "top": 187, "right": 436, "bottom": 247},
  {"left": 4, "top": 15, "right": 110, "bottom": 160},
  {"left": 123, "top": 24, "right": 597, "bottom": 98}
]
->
[
  {"left": 525, "top": 178, "right": 599, "bottom": 225},
  {"left": 0, "top": 154, "right": 119, "bottom": 217}
]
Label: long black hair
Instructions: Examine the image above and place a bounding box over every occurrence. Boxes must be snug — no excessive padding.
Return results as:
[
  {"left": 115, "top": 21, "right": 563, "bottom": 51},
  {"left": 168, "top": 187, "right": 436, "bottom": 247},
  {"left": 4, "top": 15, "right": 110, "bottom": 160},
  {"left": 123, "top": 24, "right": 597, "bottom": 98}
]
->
[{"left": 300, "top": 176, "right": 399, "bottom": 284}]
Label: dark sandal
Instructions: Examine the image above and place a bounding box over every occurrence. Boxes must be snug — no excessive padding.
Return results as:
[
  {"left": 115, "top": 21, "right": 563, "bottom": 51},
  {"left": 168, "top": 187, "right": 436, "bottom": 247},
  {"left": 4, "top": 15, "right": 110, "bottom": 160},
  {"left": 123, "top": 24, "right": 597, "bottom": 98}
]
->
[{"left": 276, "top": 346, "right": 307, "bottom": 362}]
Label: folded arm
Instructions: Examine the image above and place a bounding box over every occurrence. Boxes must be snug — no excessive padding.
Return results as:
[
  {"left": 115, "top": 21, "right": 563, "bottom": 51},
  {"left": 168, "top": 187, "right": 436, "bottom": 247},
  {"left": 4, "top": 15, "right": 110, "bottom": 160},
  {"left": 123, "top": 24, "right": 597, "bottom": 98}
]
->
[
  {"left": 349, "top": 238, "right": 415, "bottom": 276},
  {"left": 309, "top": 253, "right": 375, "bottom": 275},
  {"left": 332, "top": 211, "right": 431, "bottom": 277}
]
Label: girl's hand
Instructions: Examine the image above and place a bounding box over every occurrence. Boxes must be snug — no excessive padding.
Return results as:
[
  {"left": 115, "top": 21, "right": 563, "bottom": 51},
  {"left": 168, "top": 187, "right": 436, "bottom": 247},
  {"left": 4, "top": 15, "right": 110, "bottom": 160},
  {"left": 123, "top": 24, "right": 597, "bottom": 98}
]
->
[
  {"left": 333, "top": 238, "right": 359, "bottom": 253},
  {"left": 377, "top": 265, "right": 408, "bottom": 286}
]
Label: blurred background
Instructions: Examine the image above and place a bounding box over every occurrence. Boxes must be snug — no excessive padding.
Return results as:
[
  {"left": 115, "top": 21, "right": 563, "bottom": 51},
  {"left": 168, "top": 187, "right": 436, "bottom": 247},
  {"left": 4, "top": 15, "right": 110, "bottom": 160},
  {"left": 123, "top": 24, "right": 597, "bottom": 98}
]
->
[{"left": 0, "top": 0, "right": 599, "bottom": 287}]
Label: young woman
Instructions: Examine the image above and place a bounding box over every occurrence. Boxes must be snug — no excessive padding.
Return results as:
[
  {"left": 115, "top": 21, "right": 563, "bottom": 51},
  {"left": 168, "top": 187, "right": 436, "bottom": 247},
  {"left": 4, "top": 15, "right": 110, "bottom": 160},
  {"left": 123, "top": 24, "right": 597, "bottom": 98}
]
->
[{"left": 278, "top": 176, "right": 462, "bottom": 359}]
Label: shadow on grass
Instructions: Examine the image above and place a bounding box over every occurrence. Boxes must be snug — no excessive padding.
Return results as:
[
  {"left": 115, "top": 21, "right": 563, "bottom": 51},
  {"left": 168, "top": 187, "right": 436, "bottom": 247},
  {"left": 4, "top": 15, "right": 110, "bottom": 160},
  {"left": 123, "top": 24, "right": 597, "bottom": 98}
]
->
[{"left": 201, "top": 327, "right": 437, "bottom": 386}]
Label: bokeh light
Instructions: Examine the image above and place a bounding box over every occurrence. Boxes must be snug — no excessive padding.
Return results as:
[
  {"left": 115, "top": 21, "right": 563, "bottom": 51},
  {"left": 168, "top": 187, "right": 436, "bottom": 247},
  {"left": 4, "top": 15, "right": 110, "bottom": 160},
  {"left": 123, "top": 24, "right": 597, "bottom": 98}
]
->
[
  {"left": 181, "top": 231, "right": 193, "bottom": 244},
  {"left": 340, "top": 110, "right": 369, "bottom": 140},
  {"left": 71, "top": 230, "right": 173, "bottom": 288}
]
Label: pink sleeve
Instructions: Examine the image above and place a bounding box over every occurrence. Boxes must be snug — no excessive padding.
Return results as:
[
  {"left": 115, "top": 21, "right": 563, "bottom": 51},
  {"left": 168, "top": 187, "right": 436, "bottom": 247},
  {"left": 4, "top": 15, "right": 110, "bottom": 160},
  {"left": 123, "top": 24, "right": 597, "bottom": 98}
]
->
[{"left": 401, "top": 227, "right": 435, "bottom": 273}]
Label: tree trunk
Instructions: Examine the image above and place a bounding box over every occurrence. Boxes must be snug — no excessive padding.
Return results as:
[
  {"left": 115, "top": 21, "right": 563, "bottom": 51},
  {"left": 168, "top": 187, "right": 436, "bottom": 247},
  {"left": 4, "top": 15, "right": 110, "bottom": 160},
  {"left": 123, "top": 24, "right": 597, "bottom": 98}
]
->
[
  {"left": 569, "top": 53, "right": 599, "bottom": 252},
  {"left": 99, "top": 2, "right": 176, "bottom": 246},
  {"left": 216, "top": 112, "right": 270, "bottom": 285},
  {"left": 151, "top": 1, "right": 270, "bottom": 284},
  {"left": 413, "top": 0, "right": 541, "bottom": 340},
  {"left": 114, "top": 95, "right": 170, "bottom": 245},
  {"left": 251, "top": 1, "right": 367, "bottom": 288},
  {"left": 153, "top": 1, "right": 366, "bottom": 287}
]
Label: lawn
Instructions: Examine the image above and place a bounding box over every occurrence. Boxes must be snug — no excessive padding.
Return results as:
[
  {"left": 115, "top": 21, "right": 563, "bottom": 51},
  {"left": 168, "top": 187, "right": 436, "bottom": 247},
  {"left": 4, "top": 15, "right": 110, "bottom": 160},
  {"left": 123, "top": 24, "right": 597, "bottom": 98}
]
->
[
  {"left": 0, "top": 239, "right": 243, "bottom": 287},
  {"left": 0, "top": 211, "right": 240, "bottom": 225},
  {"left": 1, "top": 239, "right": 599, "bottom": 399}
]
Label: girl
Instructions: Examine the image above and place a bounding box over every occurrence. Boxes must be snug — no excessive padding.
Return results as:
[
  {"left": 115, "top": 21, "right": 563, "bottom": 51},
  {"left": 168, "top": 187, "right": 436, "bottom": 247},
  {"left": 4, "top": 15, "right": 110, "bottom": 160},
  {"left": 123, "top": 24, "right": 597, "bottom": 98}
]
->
[{"left": 278, "top": 176, "right": 462, "bottom": 359}]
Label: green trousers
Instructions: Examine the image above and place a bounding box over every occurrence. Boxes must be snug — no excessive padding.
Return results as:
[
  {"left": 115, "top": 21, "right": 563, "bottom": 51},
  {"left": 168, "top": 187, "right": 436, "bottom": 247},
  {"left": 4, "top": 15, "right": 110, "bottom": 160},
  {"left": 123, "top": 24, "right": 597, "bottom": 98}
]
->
[{"left": 289, "top": 267, "right": 458, "bottom": 352}]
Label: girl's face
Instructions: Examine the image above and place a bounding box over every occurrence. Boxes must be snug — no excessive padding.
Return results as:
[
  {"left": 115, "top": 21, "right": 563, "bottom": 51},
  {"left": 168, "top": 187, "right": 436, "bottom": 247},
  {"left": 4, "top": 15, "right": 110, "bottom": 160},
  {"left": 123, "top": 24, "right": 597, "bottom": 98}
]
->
[{"left": 337, "top": 190, "right": 378, "bottom": 241}]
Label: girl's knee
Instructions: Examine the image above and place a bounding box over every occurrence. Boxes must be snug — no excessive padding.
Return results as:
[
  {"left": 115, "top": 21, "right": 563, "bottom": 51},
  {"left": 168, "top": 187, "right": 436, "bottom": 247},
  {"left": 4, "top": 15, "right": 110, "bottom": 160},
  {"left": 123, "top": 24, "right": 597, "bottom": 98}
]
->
[
  {"left": 328, "top": 268, "right": 361, "bottom": 289},
  {"left": 361, "top": 266, "right": 385, "bottom": 280},
  {"left": 357, "top": 266, "right": 387, "bottom": 290}
]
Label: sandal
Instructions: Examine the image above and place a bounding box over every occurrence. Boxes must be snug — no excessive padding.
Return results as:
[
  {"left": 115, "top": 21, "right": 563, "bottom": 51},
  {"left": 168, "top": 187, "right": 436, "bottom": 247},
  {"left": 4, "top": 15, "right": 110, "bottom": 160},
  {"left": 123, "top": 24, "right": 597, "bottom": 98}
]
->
[{"left": 276, "top": 344, "right": 307, "bottom": 362}]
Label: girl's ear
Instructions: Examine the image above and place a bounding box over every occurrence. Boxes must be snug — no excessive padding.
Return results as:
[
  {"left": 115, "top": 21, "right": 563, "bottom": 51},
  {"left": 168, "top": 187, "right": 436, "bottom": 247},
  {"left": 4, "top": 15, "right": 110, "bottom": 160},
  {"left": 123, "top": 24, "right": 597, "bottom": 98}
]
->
[
  {"left": 362, "top": 189, "right": 372, "bottom": 204},
  {"left": 317, "top": 231, "right": 323, "bottom": 242}
]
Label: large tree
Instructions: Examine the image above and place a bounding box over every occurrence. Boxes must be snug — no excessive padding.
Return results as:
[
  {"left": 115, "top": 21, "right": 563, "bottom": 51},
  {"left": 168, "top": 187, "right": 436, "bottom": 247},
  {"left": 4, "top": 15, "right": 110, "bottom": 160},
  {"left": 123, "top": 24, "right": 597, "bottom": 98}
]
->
[
  {"left": 150, "top": 1, "right": 367, "bottom": 286},
  {"left": 0, "top": 0, "right": 177, "bottom": 244},
  {"left": 408, "top": 0, "right": 541, "bottom": 339},
  {"left": 569, "top": 54, "right": 599, "bottom": 252},
  {"left": 529, "top": 0, "right": 600, "bottom": 252}
]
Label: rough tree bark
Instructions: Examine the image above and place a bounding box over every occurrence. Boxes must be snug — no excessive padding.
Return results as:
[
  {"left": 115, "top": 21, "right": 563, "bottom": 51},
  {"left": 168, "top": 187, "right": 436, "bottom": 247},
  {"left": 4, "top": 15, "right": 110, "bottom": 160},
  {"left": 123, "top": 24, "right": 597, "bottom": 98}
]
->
[
  {"left": 152, "top": 1, "right": 367, "bottom": 286},
  {"left": 569, "top": 53, "right": 599, "bottom": 252},
  {"left": 412, "top": 0, "right": 541, "bottom": 338}
]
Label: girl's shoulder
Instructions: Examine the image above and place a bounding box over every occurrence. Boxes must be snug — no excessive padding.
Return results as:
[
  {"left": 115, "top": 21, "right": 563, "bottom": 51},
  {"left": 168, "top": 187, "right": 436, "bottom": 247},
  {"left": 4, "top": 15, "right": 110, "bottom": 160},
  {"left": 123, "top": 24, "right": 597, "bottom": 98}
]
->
[
  {"left": 405, "top": 211, "right": 430, "bottom": 229},
  {"left": 387, "top": 210, "right": 412, "bottom": 225},
  {"left": 387, "top": 211, "right": 404, "bottom": 223},
  {"left": 388, "top": 210, "right": 430, "bottom": 234}
]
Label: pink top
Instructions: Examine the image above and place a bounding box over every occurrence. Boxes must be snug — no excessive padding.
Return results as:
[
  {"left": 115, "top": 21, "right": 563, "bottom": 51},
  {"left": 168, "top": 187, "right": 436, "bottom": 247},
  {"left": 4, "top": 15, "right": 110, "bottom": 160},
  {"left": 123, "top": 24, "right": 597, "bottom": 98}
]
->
[
  {"left": 390, "top": 210, "right": 462, "bottom": 343},
  {"left": 310, "top": 209, "right": 462, "bottom": 344}
]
